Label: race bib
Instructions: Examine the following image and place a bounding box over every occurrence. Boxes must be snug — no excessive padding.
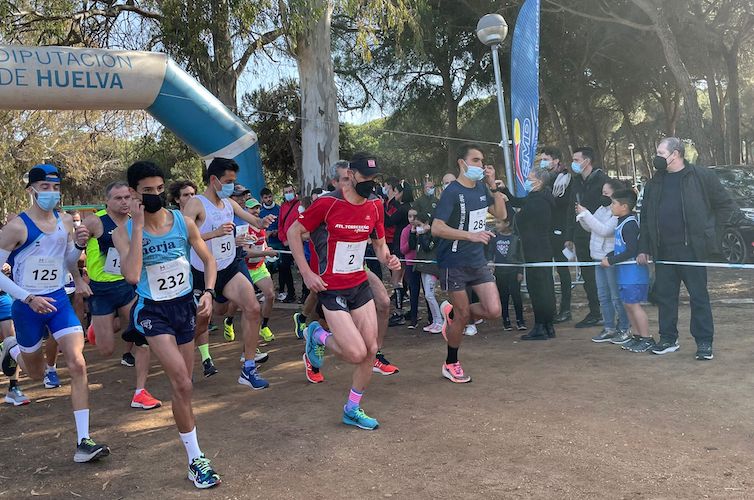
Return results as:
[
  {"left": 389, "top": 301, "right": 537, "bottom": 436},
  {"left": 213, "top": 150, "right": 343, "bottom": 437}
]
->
[
  {"left": 146, "top": 257, "right": 191, "bottom": 301},
  {"left": 212, "top": 234, "right": 235, "bottom": 260},
  {"left": 469, "top": 207, "right": 487, "bottom": 233},
  {"left": 23, "top": 256, "right": 63, "bottom": 290},
  {"left": 104, "top": 247, "right": 122, "bottom": 275},
  {"left": 333, "top": 240, "right": 367, "bottom": 274}
]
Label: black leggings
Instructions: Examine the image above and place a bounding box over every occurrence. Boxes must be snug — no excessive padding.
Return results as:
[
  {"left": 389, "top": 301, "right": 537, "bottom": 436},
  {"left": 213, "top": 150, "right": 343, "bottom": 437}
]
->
[{"left": 495, "top": 270, "right": 523, "bottom": 322}]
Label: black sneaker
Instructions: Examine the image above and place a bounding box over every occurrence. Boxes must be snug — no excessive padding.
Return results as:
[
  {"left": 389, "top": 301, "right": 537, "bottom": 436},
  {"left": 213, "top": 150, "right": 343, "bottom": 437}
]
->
[
  {"left": 202, "top": 358, "right": 218, "bottom": 378},
  {"left": 628, "top": 337, "right": 656, "bottom": 353},
  {"left": 591, "top": 329, "right": 617, "bottom": 343},
  {"left": 406, "top": 320, "right": 418, "bottom": 330},
  {"left": 610, "top": 330, "right": 632, "bottom": 345},
  {"left": 651, "top": 338, "right": 680, "bottom": 355},
  {"left": 502, "top": 320, "right": 512, "bottom": 331},
  {"left": 282, "top": 295, "right": 297, "bottom": 304},
  {"left": 516, "top": 320, "right": 527, "bottom": 331},
  {"left": 574, "top": 313, "right": 601, "bottom": 329},
  {"left": 553, "top": 310, "right": 572, "bottom": 324},
  {"left": 388, "top": 313, "right": 406, "bottom": 327},
  {"left": 695, "top": 342, "right": 714, "bottom": 361},
  {"left": 121, "top": 352, "right": 136, "bottom": 367},
  {"left": 74, "top": 438, "right": 110, "bottom": 463},
  {"left": 620, "top": 335, "right": 643, "bottom": 350},
  {"left": 1, "top": 336, "right": 18, "bottom": 377}
]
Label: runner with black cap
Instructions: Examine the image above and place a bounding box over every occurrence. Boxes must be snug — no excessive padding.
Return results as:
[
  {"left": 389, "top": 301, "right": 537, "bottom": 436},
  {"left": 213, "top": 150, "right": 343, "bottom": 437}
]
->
[
  {"left": 0, "top": 164, "right": 110, "bottom": 462},
  {"left": 287, "top": 152, "right": 401, "bottom": 430}
]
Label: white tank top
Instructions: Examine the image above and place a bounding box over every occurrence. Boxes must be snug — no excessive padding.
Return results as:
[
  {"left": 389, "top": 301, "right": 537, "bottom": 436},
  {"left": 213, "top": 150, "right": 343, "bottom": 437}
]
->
[
  {"left": 190, "top": 195, "right": 236, "bottom": 272},
  {"left": 10, "top": 212, "right": 68, "bottom": 295}
]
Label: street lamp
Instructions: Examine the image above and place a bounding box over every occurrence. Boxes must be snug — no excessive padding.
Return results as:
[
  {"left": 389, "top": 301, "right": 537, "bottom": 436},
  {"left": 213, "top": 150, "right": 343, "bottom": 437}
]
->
[
  {"left": 628, "top": 142, "right": 637, "bottom": 186},
  {"left": 477, "top": 13, "right": 515, "bottom": 193}
]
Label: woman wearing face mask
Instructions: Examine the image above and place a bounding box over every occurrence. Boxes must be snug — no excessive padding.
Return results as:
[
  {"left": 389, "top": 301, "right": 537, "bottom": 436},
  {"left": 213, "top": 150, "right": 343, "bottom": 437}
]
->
[
  {"left": 383, "top": 178, "right": 414, "bottom": 326},
  {"left": 575, "top": 178, "right": 630, "bottom": 344},
  {"left": 510, "top": 168, "right": 557, "bottom": 341}
]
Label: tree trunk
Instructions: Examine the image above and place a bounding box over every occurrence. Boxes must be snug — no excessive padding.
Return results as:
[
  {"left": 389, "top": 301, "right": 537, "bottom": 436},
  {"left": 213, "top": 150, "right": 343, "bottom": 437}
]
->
[
  {"left": 632, "top": 0, "right": 713, "bottom": 166},
  {"left": 705, "top": 71, "right": 726, "bottom": 164},
  {"left": 561, "top": 99, "right": 579, "bottom": 152},
  {"left": 540, "top": 80, "right": 571, "bottom": 158},
  {"left": 209, "top": 0, "right": 238, "bottom": 111},
  {"left": 724, "top": 43, "right": 741, "bottom": 164},
  {"left": 446, "top": 96, "right": 459, "bottom": 171},
  {"left": 295, "top": 1, "right": 339, "bottom": 196}
]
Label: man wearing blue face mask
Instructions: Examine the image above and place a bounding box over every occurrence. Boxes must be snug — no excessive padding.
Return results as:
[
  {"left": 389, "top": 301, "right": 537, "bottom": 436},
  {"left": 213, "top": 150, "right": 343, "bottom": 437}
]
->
[{"left": 566, "top": 146, "right": 608, "bottom": 329}]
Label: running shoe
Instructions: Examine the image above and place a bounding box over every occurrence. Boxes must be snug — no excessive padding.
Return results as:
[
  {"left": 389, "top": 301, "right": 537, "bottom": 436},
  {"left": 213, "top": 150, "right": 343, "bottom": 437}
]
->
[
  {"left": 303, "top": 353, "right": 325, "bottom": 383},
  {"left": 695, "top": 341, "right": 714, "bottom": 361},
  {"left": 238, "top": 365, "right": 269, "bottom": 390},
  {"left": 121, "top": 352, "right": 136, "bottom": 367},
  {"left": 277, "top": 292, "right": 288, "bottom": 301},
  {"left": 202, "top": 358, "right": 218, "bottom": 378},
  {"left": 259, "top": 326, "right": 275, "bottom": 343},
  {"left": 254, "top": 348, "right": 269, "bottom": 364},
  {"left": 342, "top": 406, "right": 379, "bottom": 430},
  {"left": 442, "top": 361, "right": 471, "bottom": 383},
  {"left": 516, "top": 320, "right": 528, "bottom": 331},
  {"left": 609, "top": 329, "right": 632, "bottom": 345},
  {"left": 621, "top": 335, "right": 643, "bottom": 350},
  {"left": 627, "top": 337, "right": 656, "bottom": 353},
  {"left": 591, "top": 328, "right": 617, "bottom": 343},
  {"left": 463, "top": 324, "right": 477, "bottom": 336},
  {"left": 5, "top": 386, "right": 30, "bottom": 406},
  {"left": 44, "top": 370, "right": 61, "bottom": 389},
  {"left": 305, "top": 321, "right": 326, "bottom": 369},
  {"left": 223, "top": 318, "right": 235, "bottom": 342},
  {"left": 131, "top": 389, "right": 162, "bottom": 410},
  {"left": 406, "top": 319, "right": 419, "bottom": 330},
  {"left": 440, "top": 301, "right": 453, "bottom": 341},
  {"left": 502, "top": 320, "right": 513, "bottom": 331},
  {"left": 74, "top": 438, "right": 110, "bottom": 463},
  {"left": 293, "top": 312, "right": 307, "bottom": 340},
  {"left": 1, "top": 336, "right": 18, "bottom": 377},
  {"left": 207, "top": 322, "right": 218, "bottom": 332},
  {"left": 423, "top": 323, "right": 443, "bottom": 334},
  {"left": 86, "top": 324, "right": 96, "bottom": 345},
  {"left": 651, "top": 338, "right": 680, "bottom": 355},
  {"left": 373, "top": 352, "right": 399, "bottom": 375},
  {"left": 188, "top": 454, "right": 221, "bottom": 489}
]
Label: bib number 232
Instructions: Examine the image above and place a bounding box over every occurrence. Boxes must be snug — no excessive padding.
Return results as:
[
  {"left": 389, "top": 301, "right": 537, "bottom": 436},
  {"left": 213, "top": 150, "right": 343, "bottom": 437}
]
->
[{"left": 146, "top": 257, "right": 192, "bottom": 301}]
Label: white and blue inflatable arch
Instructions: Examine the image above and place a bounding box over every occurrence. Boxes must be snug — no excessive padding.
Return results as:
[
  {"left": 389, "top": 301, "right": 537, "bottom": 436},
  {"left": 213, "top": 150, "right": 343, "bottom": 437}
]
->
[{"left": 0, "top": 45, "right": 264, "bottom": 193}]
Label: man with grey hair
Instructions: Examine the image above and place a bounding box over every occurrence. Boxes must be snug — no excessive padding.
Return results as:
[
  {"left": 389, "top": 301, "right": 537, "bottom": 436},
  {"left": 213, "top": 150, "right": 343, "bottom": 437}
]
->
[{"left": 637, "top": 137, "right": 739, "bottom": 360}]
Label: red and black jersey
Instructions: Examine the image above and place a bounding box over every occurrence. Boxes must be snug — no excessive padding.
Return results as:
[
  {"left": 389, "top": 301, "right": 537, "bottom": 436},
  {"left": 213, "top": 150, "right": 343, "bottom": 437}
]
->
[{"left": 298, "top": 189, "right": 385, "bottom": 290}]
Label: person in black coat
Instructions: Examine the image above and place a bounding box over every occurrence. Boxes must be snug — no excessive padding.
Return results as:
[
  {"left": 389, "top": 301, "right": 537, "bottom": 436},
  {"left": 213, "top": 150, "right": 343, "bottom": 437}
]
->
[{"left": 506, "top": 168, "right": 558, "bottom": 340}]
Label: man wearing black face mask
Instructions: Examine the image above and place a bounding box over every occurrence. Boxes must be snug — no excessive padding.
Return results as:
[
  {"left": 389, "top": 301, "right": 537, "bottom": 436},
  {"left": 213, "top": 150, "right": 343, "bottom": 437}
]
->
[{"left": 638, "top": 137, "right": 739, "bottom": 361}]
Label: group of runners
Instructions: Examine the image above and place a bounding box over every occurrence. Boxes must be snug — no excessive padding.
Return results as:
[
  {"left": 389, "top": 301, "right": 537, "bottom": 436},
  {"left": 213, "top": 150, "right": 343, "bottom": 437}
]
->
[{"left": 0, "top": 144, "right": 507, "bottom": 489}]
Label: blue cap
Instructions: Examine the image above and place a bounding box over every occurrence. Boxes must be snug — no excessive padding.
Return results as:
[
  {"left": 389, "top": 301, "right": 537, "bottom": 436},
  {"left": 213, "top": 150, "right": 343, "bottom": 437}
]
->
[{"left": 26, "top": 164, "right": 62, "bottom": 186}]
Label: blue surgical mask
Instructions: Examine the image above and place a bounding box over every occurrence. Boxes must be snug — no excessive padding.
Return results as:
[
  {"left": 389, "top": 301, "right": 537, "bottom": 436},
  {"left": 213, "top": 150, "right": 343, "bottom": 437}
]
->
[
  {"left": 571, "top": 161, "right": 583, "bottom": 174},
  {"left": 284, "top": 192, "right": 295, "bottom": 202},
  {"left": 463, "top": 161, "right": 485, "bottom": 182},
  {"left": 33, "top": 188, "right": 61, "bottom": 211},
  {"left": 382, "top": 186, "right": 389, "bottom": 196},
  {"left": 217, "top": 182, "right": 234, "bottom": 199},
  {"left": 523, "top": 179, "right": 535, "bottom": 193},
  {"left": 426, "top": 187, "right": 435, "bottom": 196},
  {"left": 540, "top": 160, "right": 551, "bottom": 169}
]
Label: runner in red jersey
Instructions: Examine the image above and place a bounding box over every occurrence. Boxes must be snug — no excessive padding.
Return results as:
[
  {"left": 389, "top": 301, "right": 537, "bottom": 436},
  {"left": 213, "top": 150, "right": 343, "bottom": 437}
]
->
[{"left": 287, "top": 152, "right": 400, "bottom": 430}]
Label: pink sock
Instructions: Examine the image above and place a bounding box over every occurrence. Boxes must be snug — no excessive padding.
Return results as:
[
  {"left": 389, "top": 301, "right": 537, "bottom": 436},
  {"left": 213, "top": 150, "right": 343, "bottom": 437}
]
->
[
  {"left": 314, "top": 326, "right": 332, "bottom": 346},
  {"left": 345, "top": 388, "right": 363, "bottom": 412}
]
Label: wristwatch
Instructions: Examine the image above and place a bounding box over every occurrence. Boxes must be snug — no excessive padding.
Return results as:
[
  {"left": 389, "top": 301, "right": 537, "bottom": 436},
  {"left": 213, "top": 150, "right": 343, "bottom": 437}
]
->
[
  {"left": 74, "top": 242, "right": 87, "bottom": 250},
  {"left": 203, "top": 288, "right": 216, "bottom": 300},
  {"left": 24, "top": 294, "right": 36, "bottom": 304}
]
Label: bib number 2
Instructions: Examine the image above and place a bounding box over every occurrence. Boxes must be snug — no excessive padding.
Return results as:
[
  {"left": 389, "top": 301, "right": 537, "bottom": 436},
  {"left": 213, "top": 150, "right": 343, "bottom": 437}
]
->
[{"left": 333, "top": 240, "right": 367, "bottom": 274}]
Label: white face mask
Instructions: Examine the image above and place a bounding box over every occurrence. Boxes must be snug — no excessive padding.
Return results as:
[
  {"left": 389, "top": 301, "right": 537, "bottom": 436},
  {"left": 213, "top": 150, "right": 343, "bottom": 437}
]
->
[{"left": 297, "top": 205, "right": 305, "bottom": 214}]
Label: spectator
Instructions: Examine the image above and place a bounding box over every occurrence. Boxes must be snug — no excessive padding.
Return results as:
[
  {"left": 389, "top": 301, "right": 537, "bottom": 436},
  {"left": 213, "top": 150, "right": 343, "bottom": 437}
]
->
[
  {"left": 441, "top": 173, "right": 456, "bottom": 190},
  {"left": 230, "top": 183, "right": 251, "bottom": 208},
  {"left": 384, "top": 177, "right": 413, "bottom": 326},
  {"left": 168, "top": 179, "right": 197, "bottom": 210},
  {"left": 513, "top": 168, "right": 557, "bottom": 341},
  {"left": 575, "top": 178, "right": 629, "bottom": 343},
  {"left": 488, "top": 217, "right": 525, "bottom": 331},
  {"left": 259, "top": 187, "right": 281, "bottom": 248},
  {"left": 638, "top": 137, "right": 741, "bottom": 360},
  {"left": 414, "top": 180, "right": 438, "bottom": 221},
  {"left": 567, "top": 146, "right": 608, "bottom": 328},
  {"left": 311, "top": 187, "right": 324, "bottom": 201},
  {"left": 539, "top": 146, "right": 575, "bottom": 323},
  {"left": 400, "top": 209, "right": 421, "bottom": 329},
  {"left": 278, "top": 184, "right": 302, "bottom": 303},
  {"left": 414, "top": 211, "right": 442, "bottom": 334}
]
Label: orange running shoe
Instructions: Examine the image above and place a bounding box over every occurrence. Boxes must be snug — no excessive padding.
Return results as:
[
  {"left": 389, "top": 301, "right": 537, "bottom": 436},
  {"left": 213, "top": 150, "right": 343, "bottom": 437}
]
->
[
  {"left": 303, "top": 353, "right": 324, "bottom": 384},
  {"left": 372, "top": 352, "right": 399, "bottom": 375},
  {"left": 442, "top": 361, "right": 471, "bottom": 383},
  {"left": 131, "top": 389, "right": 162, "bottom": 410},
  {"left": 86, "top": 324, "right": 96, "bottom": 345}
]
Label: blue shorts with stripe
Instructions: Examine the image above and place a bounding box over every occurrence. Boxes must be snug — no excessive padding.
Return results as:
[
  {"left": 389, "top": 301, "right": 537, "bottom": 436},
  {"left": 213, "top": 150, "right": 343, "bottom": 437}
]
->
[
  {"left": 130, "top": 292, "right": 197, "bottom": 346},
  {"left": 11, "top": 288, "right": 83, "bottom": 353}
]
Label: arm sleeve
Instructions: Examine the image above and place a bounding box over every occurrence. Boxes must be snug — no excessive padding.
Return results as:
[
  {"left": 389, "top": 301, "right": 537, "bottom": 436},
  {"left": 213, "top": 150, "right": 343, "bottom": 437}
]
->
[
  {"left": 0, "top": 249, "right": 31, "bottom": 301},
  {"left": 608, "top": 221, "right": 640, "bottom": 264},
  {"left": 400, "top": 226, "right": 411, "bottom": 255},
  {"left": 65, "top": 240, "right": 83, "bottom": 271},
  {"left": 580, "top": 210, "right": 618, "bottom": 237},
  {"left": 502, "top": 187, "right": 526, "bottom": 208}
]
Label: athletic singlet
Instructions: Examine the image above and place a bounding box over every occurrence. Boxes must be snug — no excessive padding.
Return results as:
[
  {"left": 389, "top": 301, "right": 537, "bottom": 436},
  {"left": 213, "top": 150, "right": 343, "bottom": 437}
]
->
[
  {"left": 127, "top": 209, "right": 193, "bottom": 301},
  {"left": 86, "top": 209, "right": 125, "bottom": 282},
  {"left": 190, "top": 195, "right": 235, "bottom": 272},
  {"left": 245, "top": 226, "right": 267, "bottom": 270},
  {"left": 9, "top": 211, "right": 67, "bottom": 295}
]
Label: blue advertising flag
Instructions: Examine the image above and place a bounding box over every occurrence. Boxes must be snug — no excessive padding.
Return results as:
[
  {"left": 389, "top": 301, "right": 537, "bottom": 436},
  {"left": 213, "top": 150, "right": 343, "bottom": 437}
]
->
[{"left": 510, "top": 0, "right": 540, "bottom": 196}]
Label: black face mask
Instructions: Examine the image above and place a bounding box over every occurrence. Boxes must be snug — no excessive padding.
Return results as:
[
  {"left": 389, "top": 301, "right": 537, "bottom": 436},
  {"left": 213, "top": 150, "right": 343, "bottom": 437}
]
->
[
  {"left": 354, "top": 180, "right": 375, "bottom": 199},
  {"left": 142, "top": 192, "right": 167, "bottom": 213},
  {"left": 600, "top": 195, "right": 612, "bottom": 207},
  {"left": 653, "top": 155, "right": 668, "bottom": 171}
]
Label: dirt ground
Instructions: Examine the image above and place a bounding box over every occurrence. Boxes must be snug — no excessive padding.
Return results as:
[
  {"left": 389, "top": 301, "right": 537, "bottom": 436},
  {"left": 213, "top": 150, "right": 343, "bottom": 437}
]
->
[{"left": 2, "top": 269, "right": 754, "bottom": 499}]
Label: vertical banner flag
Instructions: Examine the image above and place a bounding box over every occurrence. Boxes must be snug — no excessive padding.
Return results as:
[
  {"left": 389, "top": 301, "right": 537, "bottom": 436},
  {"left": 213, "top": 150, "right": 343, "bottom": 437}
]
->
[{"left": 510, "top": 0, "right": 540, "bottom": 196}]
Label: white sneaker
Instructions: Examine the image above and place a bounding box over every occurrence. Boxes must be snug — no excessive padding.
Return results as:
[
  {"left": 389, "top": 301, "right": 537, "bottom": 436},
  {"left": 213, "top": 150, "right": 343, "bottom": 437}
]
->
[
  {"left": 427, "top": 323, "right": 443, "bottom": 334},
  {"left": 277, "top": 292, "right": 287, "bottom": 301},
  {"left": 464, "top": 324, "right": 477, "bottom": 336},
  {"left": 474, "top": 318, "right": 484, "bottom": 325}
]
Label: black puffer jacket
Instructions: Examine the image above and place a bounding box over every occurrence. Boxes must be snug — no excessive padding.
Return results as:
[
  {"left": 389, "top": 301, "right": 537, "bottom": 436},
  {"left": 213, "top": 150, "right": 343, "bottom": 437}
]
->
[
  {"left": 514, "top": 188, "right": 557, "bottom": 263},
  {"left": 638, "top": 161, "right": 740, "bottom": 259}
]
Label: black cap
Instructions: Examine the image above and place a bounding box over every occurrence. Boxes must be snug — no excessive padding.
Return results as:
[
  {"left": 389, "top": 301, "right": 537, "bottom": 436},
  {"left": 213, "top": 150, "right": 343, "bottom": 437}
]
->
[
  {"left": 26, "top": 164, "right": 62, "bottom": 186},
  {"left": 349, "top": 152, "right": 380, "bottom": 177}
]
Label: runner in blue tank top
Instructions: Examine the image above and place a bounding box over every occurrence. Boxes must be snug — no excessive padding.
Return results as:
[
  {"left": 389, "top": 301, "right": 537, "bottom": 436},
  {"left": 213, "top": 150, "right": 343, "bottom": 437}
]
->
[
  {"left": 0, "top": 164, "right": 110, "bottom": 464},
  {"left": 112, "top": 161, "right": 221, "bottom": 489}
]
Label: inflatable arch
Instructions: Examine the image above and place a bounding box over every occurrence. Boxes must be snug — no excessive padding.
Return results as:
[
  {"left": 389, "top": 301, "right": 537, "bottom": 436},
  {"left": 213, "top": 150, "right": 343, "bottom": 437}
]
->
[{"left": 0, "top": 45, "right": 264, "bottom": 194}]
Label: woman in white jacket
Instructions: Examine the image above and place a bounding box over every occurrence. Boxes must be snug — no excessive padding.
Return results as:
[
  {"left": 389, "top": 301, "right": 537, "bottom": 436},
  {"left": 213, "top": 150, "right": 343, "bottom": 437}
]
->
[{"left": 575, "top": 178, "right": 630, "bottom": 342}]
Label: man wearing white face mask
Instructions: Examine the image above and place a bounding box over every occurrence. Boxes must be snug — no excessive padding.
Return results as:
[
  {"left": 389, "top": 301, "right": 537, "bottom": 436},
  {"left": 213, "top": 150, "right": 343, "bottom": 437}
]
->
[
  {"left": 414, "top": 180, "right": 438, "bottom": 221},
  {"left": 278, "top": 184, "right": 301, "bottom": 304}
]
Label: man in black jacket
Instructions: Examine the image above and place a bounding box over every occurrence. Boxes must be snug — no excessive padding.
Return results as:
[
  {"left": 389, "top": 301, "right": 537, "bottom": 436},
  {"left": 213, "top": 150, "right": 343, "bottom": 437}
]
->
[
  {"left": 637, "top": 137, "right": 739, "bottom": 361},
  {"left": 565, "top": 147, "right": 607, "bottom": 328}
]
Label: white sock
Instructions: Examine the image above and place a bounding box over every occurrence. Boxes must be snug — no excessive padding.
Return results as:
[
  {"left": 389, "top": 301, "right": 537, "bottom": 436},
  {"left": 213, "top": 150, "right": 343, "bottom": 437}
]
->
[
  {"left": 46, "top": 364, "right": 56, "bottom": 373},
  {"left": 134, "top": 388, "right": 144, "bottom": 396},
  {"left": 9, "top": 345, "right": 20, "bottom": 361},
  {"left": 73, "top": 409, "right": 90, "bottom": 443},
  {"left": 179, "top": 427, "right": 202, "bottom": 463}
]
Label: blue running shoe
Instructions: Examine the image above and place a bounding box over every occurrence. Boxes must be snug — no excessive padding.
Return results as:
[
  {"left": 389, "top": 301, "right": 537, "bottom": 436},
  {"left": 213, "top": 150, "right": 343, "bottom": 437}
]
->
[
  {"left": 342, "top": 406, "right": 379, "bottom": 430},
  {"left": 305, "top": 321, "right": 326, "bottom": 369},
  {"left": 238, "top": 366, "right": 269, "bottom": 390},
  {"left": 188, "top": 454, "right": 221, "bottom": 489},
  {"left": 293, "top": 312, "right": 306, "bottom": 340},
  {"left": 44, "top": 370, "right": 61, "bottom": 389}
]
